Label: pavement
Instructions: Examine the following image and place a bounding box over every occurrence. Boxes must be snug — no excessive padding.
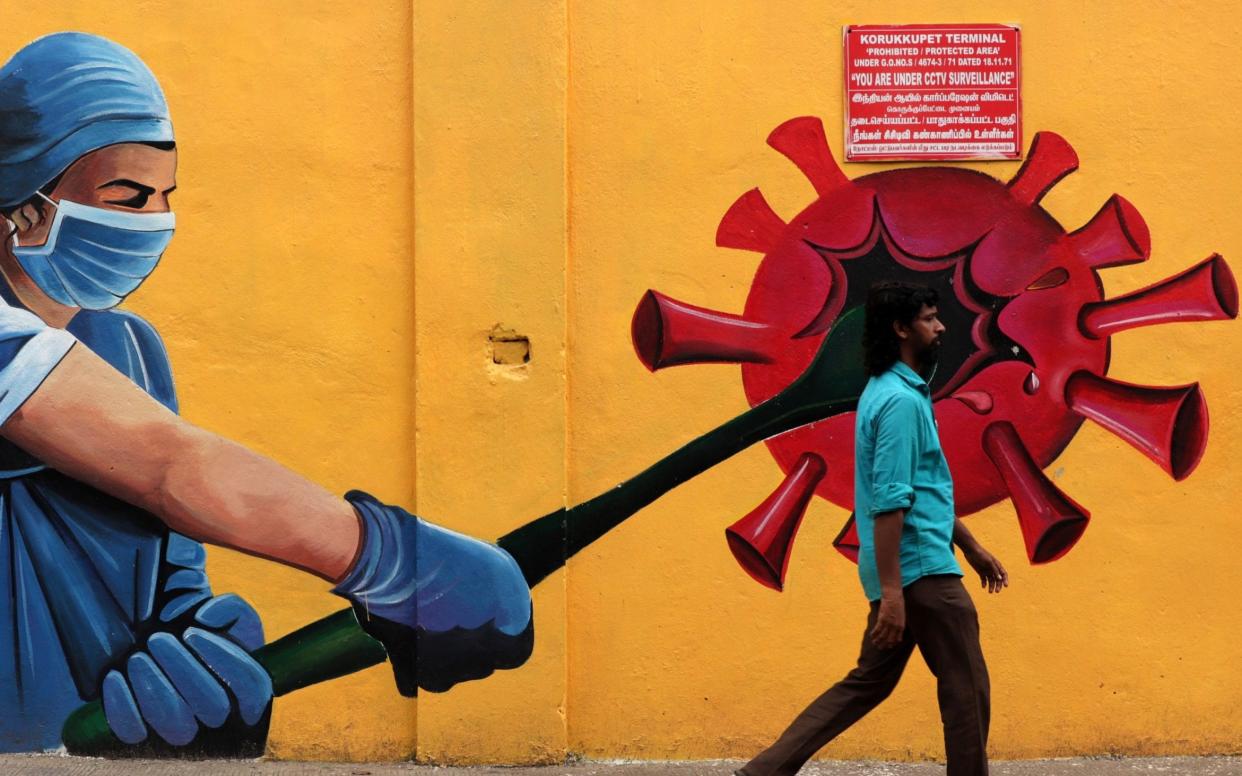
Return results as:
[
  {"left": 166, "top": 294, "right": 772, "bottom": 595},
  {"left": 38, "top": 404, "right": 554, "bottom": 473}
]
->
[{"left": 0, "top": 756, "right": 1239, "bottom": 775}]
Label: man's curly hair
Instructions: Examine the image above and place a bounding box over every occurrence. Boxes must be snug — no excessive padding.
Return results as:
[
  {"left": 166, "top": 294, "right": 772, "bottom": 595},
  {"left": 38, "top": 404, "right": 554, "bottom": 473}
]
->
[{"left": 862, "top": 281, "right": 939, "bottom": 376}]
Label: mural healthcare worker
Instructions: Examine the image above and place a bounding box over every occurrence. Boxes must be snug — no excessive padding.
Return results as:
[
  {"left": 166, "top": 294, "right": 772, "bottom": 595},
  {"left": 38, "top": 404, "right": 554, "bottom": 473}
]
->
[{"left": 0, "top": 32, "right": 533, "bottom": 754}]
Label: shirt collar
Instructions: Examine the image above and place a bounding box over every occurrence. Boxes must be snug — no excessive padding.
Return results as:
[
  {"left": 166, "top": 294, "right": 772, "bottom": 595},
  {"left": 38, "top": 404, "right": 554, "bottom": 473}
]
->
[{"left": 890, "top": 360, "right": 930, "bottom": 394}]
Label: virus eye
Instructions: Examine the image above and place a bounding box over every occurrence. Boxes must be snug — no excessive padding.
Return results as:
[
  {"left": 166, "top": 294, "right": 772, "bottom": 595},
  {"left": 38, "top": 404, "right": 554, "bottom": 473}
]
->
[{"left": 1027, "top": 267, "right": 1069, "bottom": 290}]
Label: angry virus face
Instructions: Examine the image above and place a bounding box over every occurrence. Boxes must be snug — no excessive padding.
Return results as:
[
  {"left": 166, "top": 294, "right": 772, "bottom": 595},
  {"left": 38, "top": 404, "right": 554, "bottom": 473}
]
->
[{"left": 631, "top": 117, "right": 1236, "bottom": 590}]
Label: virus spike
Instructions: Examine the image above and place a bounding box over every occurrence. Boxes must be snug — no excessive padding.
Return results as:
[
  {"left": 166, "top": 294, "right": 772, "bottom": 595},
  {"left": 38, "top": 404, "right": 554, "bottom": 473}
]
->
[
  {"left": 982, "top": 421, "right": 1090, "bottom": 564},
  {"left": 1065, "top": 372, "right": 1207, "bottom": 481},
  {"left": 716, "top": 188, "right": 787, "bottom": 253},
  {"left": 831, "top": 513, "right": 859, "bottom": 563},
  {"left": 1065, "top": 194, "right": 1151, "bottom": 268},
  {"left": 1007, "top": 132, "right": 1079, "bottom": 206},
  {"left": 630, "top": 290, "right": 776, "bottom": 371},
  {"left": 766, "top": 116, "right": 849, "bottom": 196},
  {"left": 725, "top": 452, "right": 826, "bottom": 591},
  {"left": 1080, "top": 254, "right": 1238, "bottom": 339}
]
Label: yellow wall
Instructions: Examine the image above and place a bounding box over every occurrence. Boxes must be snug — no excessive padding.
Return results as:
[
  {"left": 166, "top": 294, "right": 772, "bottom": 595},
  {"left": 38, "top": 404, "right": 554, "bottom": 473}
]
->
[
  {"left": 412, "top": 0, "right": 569, "bottom": 764},
  {"left": 7, "top": 0, "right": 1240, "bottom": 764},
  {"left": 559, "top": 0, "right": 1241, "bottom": 762},
  {"left": 419, "top": 0, "right": 1242, "bottom": 764}
]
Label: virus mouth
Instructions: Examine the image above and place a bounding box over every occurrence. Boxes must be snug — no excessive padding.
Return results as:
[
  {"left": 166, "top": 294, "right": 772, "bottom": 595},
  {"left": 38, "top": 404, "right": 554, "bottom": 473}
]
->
[{"left": 802, "top": 206, "right": 1033, "bottom": 400}]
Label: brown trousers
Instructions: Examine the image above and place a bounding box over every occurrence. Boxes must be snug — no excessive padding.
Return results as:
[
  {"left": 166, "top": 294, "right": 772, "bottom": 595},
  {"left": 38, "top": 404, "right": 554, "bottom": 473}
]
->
[{"left": 737, "top": 575, "right": 990, "bottom": 776}]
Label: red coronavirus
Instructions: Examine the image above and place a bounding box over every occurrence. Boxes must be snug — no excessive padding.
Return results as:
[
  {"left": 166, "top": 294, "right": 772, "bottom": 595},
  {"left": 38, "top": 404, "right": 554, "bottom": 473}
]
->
[{"left": 630, "top": 116, "right": 1237, "bottom": 590}]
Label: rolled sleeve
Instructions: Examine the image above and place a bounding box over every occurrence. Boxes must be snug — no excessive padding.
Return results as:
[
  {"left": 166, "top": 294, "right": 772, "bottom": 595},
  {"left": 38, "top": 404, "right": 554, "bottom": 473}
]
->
[
  {"left": 872, "top": 481, "right": 915, "bottom": 513},
  {"left": 0, "top": 305, "right": 76, "bottom": 427},
  {"left": 869, "top": 393, "right": 921, "bottom": 516}
]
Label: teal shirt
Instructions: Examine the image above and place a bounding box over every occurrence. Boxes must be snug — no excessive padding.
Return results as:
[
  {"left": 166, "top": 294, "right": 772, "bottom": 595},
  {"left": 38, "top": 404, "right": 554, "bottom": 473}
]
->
[{"left": 853, "top": 361, "right": 962, "bottom": 601}]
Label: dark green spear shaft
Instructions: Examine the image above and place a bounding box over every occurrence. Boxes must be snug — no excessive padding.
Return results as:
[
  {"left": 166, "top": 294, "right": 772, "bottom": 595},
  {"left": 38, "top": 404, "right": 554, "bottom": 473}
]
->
[
  {"left": 63, "top": 307, "right": 867, "bottom": 755},
  {"left": 497, "top": 305, "right": 868, "bottom": 585}
]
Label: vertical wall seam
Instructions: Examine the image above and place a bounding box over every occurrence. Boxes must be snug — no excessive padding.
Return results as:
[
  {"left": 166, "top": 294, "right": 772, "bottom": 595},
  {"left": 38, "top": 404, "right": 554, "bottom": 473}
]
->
[
  {"left": 408, "top": 0, "right": 419, "bottom": 759},
  {"left": 561, "top": 0, "right": 573, "bottom": 762}
]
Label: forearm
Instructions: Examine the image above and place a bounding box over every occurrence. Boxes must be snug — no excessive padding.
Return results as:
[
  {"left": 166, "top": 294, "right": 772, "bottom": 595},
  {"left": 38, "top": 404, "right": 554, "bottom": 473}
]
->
[
  {"left": 4, "top": 344, "right": 360, "bottom": 582},
  {"left": 872, "top": 509, "right": 905, "bottom": 597},
  {"left": 144, "top": 426, "right": 360, "bottom": 581},
  {"left": 952, "top": 517, "right": 982, "bottom": 556},
  {"left": 1, "top": 343, "right": 532, "bottom": 696}
]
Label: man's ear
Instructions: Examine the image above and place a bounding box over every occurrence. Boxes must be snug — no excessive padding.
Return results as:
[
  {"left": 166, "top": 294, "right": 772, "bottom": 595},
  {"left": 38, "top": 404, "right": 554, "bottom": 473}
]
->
[
  {"left": 3, "top": 201, "right": 48, "bottom": 246},
  {"left": 16, "top": 203, "right": 44, "bottom": 233},
  {"left": 891, "top": 319, "right": 909, "bottom": 341},
  {"left": 0, "top": 213, "right": 11, "bottom": 240}
]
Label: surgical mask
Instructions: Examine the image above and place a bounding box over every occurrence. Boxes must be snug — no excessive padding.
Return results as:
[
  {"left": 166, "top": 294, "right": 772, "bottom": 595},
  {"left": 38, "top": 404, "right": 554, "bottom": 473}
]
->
[{"left": 10, "top": 192, "right": 174, "bottom": 310}]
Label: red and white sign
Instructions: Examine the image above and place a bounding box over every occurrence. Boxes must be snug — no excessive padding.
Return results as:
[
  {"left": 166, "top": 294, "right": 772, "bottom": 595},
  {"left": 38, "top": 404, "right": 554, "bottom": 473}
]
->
[{"left": 843, "top": 24, "right": 1021, "bottom": 161}]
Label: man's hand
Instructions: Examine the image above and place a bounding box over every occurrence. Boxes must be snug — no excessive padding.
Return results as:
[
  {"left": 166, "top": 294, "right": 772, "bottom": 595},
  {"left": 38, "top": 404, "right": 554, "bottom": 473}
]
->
[
  {"left": 963, "top": 544, "right": 1009, "bottom": 594},
  {"left": 870, "top": 509, "right": 906, "bottom": 649},
  {"left": 870, "top": 594, "right": 906, "bottom": 649},
  {"left": 953, "top": 517, "right": 1008, "bottom": 594}
]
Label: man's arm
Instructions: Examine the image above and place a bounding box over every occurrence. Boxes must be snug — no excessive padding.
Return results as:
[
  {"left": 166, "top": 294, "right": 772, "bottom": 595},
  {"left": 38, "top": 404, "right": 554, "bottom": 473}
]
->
[
  {"left": 953, "top": 518, "right": 1008, "bottom": 594},
  {"left": 3, "top": 343, "right": 360, "bottom": 581},
  {"left": 870, "top": 508, "right": 906, "bottom": 649},
  {"left": 866, "top": 393, "right": 923, "bottom": 649}
]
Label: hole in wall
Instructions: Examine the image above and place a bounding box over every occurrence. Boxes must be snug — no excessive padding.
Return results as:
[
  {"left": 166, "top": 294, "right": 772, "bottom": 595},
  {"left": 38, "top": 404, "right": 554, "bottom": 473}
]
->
[{"left": 489, "top": 324, "right": 531, "bottom": 365}]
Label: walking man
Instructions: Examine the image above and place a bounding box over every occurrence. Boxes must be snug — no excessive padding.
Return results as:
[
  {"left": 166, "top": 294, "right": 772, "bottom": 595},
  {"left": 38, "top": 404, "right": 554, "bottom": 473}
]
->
[{"left": 737, "top": 282, "right": 1008, "bottom": 776}]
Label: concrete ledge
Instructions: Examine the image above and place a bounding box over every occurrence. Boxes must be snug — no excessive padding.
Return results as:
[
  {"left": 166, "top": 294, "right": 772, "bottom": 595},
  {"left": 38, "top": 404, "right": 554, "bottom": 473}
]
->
[{"left": 0, "top": 755, "right": 1238, "bottom": 775}]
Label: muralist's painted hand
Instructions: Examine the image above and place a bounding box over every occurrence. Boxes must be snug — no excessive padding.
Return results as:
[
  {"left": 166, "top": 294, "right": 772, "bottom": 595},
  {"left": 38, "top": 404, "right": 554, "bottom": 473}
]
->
[
  {"left": 332, "top": 490, "right": 534, "bottom": 695},
  {"left": 151, "top": 533, "right": 264, "bottom": 654},
  {"left": 99, "top": 534, "right": 272, "bottom": 747},
  {"left": 100, "top": 625, "right": 272, "bottom": 746},
  {"left": 154, "top": 534, "right": 265, "bottom": 648}
]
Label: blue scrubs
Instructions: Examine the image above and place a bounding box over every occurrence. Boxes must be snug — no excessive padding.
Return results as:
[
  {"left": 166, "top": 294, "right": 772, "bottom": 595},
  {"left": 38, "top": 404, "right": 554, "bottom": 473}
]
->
[
  {"left": 0, "top": 284, "right": 254, "bottom": 752},
  {"left": 0, "top": 33, "right": 269, "bottom": 753}
]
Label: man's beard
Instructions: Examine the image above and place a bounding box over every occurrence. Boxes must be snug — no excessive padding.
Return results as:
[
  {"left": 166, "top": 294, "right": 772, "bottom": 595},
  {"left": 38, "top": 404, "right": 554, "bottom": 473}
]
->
[{"left": 917, "top": 339, "right": 941, "bottom": 373}]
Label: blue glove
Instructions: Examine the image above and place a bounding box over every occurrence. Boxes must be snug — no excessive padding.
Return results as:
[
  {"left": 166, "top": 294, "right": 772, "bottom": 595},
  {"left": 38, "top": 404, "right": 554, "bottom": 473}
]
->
[
  {"left": 100, "top": 534, "right": 272, "bottom": 747},
  {"left": 332, "top": 490, "right": 534, "bottom": 695},
  {"left": 154, "top": 534, "right": 264, "bottom": 650},
  {"left": 100, "top": 625, "right": 272, "bottom": 746}
]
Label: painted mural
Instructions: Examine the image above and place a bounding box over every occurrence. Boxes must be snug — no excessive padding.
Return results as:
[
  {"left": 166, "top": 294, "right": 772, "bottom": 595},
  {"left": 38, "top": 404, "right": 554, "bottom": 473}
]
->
[
  {"left": 0, "top": 18, "right": 1235, "bottom": 767},
  {"left": 631, "top": 116, "right": 1236, "bottom": 591},
  {"left": 0, "top": 32, "right": 531, "bottom": 756}
]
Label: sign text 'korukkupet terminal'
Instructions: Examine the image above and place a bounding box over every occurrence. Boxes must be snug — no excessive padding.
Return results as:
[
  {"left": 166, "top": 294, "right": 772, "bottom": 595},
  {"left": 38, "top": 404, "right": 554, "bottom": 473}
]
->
[{"left": 843, "top": 24, "right": 1021, "bottom": 161}]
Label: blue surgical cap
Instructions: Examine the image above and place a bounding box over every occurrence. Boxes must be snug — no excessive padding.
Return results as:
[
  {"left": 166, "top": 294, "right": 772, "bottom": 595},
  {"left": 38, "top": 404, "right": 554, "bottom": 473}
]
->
[{"left": 0, "top": 32, "right": 173, "bottom": 208}]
